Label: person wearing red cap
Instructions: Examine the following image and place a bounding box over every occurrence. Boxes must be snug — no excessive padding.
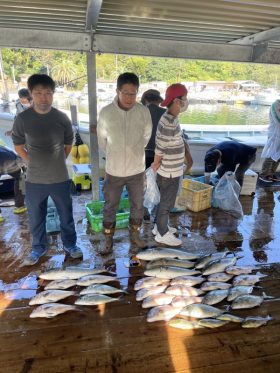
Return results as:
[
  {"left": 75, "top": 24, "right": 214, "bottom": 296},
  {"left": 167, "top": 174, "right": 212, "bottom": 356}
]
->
[{"left": 151, "top": 83, "right": 192, "bottom": 246}]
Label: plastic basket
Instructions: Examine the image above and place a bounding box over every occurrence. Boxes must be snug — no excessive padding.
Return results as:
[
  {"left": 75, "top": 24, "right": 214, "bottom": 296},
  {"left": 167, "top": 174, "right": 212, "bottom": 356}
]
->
[
  {"left": 178, "top": 179, "right": 213, "bottom": 212},
  {"left": 86, "top": 198, "right": 130, "bottom": 232}
]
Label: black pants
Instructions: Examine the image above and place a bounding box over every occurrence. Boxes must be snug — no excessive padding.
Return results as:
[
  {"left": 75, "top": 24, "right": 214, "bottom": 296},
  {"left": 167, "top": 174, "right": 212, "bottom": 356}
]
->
[
  {"left": 217, "top": 153, "right": 256, "bottom": 187},
  {"left": 8, "top": 169, "right": 25, "bottom": 208}
]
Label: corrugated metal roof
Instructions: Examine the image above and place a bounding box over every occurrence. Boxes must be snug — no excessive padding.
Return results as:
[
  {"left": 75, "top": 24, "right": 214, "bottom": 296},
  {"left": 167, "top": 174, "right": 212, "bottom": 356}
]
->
[{"left": 0, "top": 0, "right": 279, "bottom": 61}]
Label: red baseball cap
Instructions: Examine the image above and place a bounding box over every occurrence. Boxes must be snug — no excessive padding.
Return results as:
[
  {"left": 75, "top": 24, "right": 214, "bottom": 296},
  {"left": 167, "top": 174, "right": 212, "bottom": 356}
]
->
[{"left": 161, "top": 83, "right": 188, "bottom": 107}]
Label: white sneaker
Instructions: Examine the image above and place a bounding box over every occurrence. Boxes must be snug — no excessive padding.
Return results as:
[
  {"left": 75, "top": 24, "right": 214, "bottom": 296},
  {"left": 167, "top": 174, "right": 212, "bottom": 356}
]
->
[
  {"left": 155, "top": 231, "right": 182, "bottom": 247},
  {"left": 152, "top": 224, "right": 177, "bottom": 236}
]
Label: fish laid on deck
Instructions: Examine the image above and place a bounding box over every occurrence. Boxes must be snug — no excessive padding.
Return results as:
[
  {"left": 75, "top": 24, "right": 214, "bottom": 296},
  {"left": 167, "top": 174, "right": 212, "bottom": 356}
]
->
[
  {"left": 144, "top": 266, "right": 200, "bottom": 279},
  {"left": 136, "top": 248, "right": 201, "bottom": 261},
  {"left": 146, "top": 258, "right": 195, "bottom": 269},
  {"left": 30, "top": 303, "right": 78, "bottom": 318},
  {"left": 39, "top": 267, "right": 115, "bottom": 280},
  {"left": 200, "top": 281, "right": 231, "bottom": 291},
  {"left": 142, "top": 293, "right": 175, "bottom": 308},
  {"left": 168, "top": 318, "right": 204, "bottom": 330},
  {"left": 80, "top": 284, "right": 127, "bottom": 295},
  {"left": 170, "top": 275, "right": 205, "bottom": 287},
  {"left": 134, "top": 277, "right": 170, "bottom": 290},
  {"left": 147, "top": 305, "right": 182, "bottom": 322},
  {"left": 136, "top": 285, "right": 168, "bottom": 301},
  {"left": 241, "top": 315, "right": 273, "bottom": 328},
  {"left": 195, "top": 252, "right": 232, "bottom": 269},
  {"left": 231, "top": 293, "right": 270, "bottom": 309},
  {"left": 198, "top": 318, "right": 229, "bottom": 328},
  {"left": 227, "top": 285, "right": 254, "bottom": 301},
  {"left": 171, "top": 296, "right": 203, "bottom": 308},
  {"left": 207, "top": 272, "right": 233, "bottom": 282},
  {"left": 202, "top": 289, "right": 229, "bottom": 305},
  {"left": 75, "top": 294, "right": 119, "bottom": 306},
  {"left": 202, "top": 257, "right": 237, "bottom": 275},
  {"left": 180, "top": 303, "right": 224, "bottom": 318},
  {"left": 29, "top": 290, "right": 76, "bottom": 305},
  {"left": 165, "top": 285, "right": 204, "bottom": 297},
  {"left": 225, "top": 265, "right": 254, "bottom": 275},
  {"left": 232, "top": 274, "right": 266, "bottom": 286},
  {"left": 44, "top": 279, "right": 77, "bottom": 290},
  {"left": 76, "top": 275, "right": 117, "bottom": 286}
]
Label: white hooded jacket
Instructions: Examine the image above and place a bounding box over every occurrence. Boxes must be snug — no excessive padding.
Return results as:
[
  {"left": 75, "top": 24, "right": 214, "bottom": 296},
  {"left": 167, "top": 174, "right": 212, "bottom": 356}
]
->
[
  {"left": 261, "top": 99, "right": 280, "bottom": 161},
  {"left": 97, "top": 97, "right": 152, "bottom": 177}
]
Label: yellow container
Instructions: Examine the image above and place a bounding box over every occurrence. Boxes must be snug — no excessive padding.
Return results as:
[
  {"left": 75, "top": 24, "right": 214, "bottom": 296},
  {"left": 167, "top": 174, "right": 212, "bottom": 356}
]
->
[{"left": 178, "top": 179, "right": 213, "bottom": 212}]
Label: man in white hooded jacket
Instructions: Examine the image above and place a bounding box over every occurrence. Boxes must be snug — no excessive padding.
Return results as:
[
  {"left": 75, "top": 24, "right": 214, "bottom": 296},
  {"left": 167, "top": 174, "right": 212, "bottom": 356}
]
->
[{"left": 97, "top": 73, "right": 152, "bottom": 254}]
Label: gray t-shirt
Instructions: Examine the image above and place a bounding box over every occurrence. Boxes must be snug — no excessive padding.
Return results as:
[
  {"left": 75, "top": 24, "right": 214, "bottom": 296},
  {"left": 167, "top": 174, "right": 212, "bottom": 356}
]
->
[{"left": 12, "top": 107, "right": 73, "bottom": 184}]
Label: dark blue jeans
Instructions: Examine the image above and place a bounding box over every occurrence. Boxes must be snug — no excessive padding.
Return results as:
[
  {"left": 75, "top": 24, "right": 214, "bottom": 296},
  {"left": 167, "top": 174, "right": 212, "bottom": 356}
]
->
[{"left": 25, "top": 180, "right": 77, "bottom": 252}]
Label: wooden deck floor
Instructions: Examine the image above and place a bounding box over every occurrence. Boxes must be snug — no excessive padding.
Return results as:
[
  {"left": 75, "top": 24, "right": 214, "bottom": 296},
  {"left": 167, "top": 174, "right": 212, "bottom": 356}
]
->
[{"left": 0, "top": 185, "right": 280, "bottom": 373}]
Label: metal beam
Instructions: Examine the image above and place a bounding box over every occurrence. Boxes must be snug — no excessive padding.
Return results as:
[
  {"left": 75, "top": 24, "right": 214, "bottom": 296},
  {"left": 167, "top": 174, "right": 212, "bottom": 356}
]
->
[
  {"left": 0, "top": 27, "right": 91, "bottom": 51},
  {"left": 93, "top": 34, "right": 280, "bottom": 64},
  {"left": 0, "top": 26, "right": 280, "bottom": 64},
  {"left": 86, "top": 0, "right": 103, "bottom": 31},
  {"left": 230, "top": 26, "right": 280, "bottom": 45}
]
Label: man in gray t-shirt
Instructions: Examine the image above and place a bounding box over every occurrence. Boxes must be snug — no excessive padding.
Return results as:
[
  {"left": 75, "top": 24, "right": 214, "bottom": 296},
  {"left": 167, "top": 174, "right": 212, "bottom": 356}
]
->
[{"left": 12, "top": 74, "right": 83, "bottom": 266}]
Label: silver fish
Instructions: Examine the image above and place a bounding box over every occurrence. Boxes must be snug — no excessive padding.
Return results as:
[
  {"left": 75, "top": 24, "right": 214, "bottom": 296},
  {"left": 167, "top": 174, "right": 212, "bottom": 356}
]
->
[
  {"left": 39, "top": 267, "right": 115, "bottom": 280},
  {"left": 144, "top": 266, "right": 200, "bottom": 279},
  {"left": 171, "top": 296, "right": 203, "bottom": 308},
  {"left": 44, "top": 279, "right": 77, "bottom": 290},
  {"left": 146, "top": 258, "right": 195, "bottom": 269},
  {"left": 30, "top": 303, "right": 78, "bottom": 318},
  {"left": 202, "top": 257, "right": 237, "bottom": 275},
  {"left": 207, "top": 273, "right": 233, "bottom": 283},
  {"left": 29, "top": 290, "right": 75, "bottom": 305},
  {"left": 180, "top": 304, "right": 224, "bottom": 318},
  {"left": 231, "top": 294, "right": 265, "bottom": 309},
  {"left": 227, "top": 285, "right": 254, "bottom": 301},
  {"left": 168, "top": 318, "right": 204, "bottom": 330},
  {"left": 217, "top": 313, "right": 244, "bottom": 323},
  {"left": 165, "top": 285, "right": 204, "bottom": 297},
  {"left": 232, "top": 274, "right": 266, "bottom": 286},
  {"left": 134, "top": 277, "right": 170, "bottom": 290},
  {"left": 170, "top": 275, "right": 205, "bottom": 287},
  {"left": 75, "top": 294, "right": 119, "bottom": 306},
  {"left": 195, "top": 252, "right": 231, "bottom": 269},
  {"left": 80, "top": 284, "right": 127, "bottom": 295},
  {"left": 142, "top": 293, "right": 175, "bottom": 308},
  {"left": 136, "top": 285, "right": 167, "bottom": 301},
  {"left": 241, "top": 315, "right": 273, "bottom": 328},
  {"left": 200, "top": 281, "right": 231, "bottom": 291},
  {"left": 202, "top": 289, "right": 229, "bottom": 305},
  {"left": 76, "top": 275, "right": 117, "bottom": 286},
  {"left": 198, "top": 318, "right": 229, "bottom": 328},
  {"left": 225, "top": 265, "right": 254, "bottom": 275},
  {"left": 147, "top": 305, "right": 182, "bottom": 322},
  {"left": 136, "top": 248, "right": 200, "bottom": 261}
]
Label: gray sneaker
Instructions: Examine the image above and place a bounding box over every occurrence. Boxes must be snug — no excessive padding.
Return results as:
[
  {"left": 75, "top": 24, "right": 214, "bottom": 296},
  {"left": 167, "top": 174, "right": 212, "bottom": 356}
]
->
[
  {"left": 23, "top": 247, "right": 48, "bottom": 266},
  {"left": 64, "top": 245, "right": 83, "bottom": 259}
]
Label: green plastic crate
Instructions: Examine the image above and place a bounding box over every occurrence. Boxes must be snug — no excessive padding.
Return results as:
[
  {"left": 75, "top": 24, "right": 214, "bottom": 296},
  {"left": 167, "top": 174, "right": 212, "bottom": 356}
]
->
[{"left": 86, "top": 198, "right": 130, "bottom": 232}]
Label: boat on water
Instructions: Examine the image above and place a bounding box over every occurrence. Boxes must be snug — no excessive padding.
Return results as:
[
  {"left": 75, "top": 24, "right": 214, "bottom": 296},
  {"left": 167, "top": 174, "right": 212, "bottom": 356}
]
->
[{"left": 251, "top": 88, "right": 280, "bottom": 106}]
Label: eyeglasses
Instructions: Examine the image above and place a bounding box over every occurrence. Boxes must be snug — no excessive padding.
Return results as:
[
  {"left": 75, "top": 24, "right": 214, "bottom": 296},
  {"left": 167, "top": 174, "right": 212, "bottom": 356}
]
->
[{"left": 118, "top": 90, "right": 138, "bottom": 98}]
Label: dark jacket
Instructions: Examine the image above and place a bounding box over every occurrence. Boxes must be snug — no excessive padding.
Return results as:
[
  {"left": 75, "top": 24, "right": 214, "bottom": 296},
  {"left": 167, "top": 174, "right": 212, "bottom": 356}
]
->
[{"left": 145, "top": 103, "right": 165, "bottom": 157}]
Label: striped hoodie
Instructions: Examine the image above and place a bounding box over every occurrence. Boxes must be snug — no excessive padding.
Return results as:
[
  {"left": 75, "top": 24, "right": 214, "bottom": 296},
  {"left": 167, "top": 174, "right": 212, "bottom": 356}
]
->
[{"left": 155, "top": 112, "right": 185, "bottom": 178}]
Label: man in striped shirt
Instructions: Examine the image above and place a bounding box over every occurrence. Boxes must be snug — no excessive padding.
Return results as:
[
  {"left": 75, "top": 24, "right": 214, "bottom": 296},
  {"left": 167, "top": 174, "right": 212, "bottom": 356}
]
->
[{"left": 152, "top": 83, "right": 192, "bottom": 246}]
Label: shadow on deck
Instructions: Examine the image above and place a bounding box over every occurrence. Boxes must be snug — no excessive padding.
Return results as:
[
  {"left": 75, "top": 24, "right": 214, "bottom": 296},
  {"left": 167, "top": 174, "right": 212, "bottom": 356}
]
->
[{"left": 0, "top": 185, "right": 280, "bottom": 373}]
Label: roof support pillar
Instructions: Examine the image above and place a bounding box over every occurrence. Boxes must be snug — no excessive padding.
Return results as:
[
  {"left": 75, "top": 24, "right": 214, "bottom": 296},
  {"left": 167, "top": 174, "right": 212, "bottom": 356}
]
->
[{"left": 87, "top": 50, "right": 99, "bottom": 201}]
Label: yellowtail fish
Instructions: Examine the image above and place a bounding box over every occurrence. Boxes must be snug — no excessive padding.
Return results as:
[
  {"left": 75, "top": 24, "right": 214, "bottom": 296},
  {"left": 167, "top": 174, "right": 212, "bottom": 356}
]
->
[
  {"left": 44, "top": 279, "right": 77, "bottom": 290},
  {"left": 134, "top": 277, "right": 170, "bottom": 291},
  {"left": 180, "top": 304, "right": 224, "bottom": 318},
  {"left": 147, "top": 305, "right": 182, "bottom": 322},
  {"left": 29, "top": 290, "right": 75, "bottom": 305},
  {"left": 170, "top": 275, "right": 205, "bottom": 287},
  {"left": 198, "top": 318, "right": 229, "bottom": 328},
  {"left": 76, "top": 275, "right": 117, "bottom": 286},
  {"left": 241, "top": 315, "right": 273, "bottom": 328},
  {"left": 146, "top": 258, "right": 195, "bottom": 269},
  {"left": 168, "top": 318, "right": 204, "bottom": 330},
  {"left": 144, "top": 266, "right": 200, "bottom": 279},
  {"left": 202, "top": 289, "right": 229, "bottom": 305},
  {"left": 142, "top": 293, "right": 175, "bottom": 308},
  {"left": 165, "top": 285, "right": 204, "bottom": 297},
  {"left": 30, "top": 303, "right": 78, "bottom": 318},
  {"left": 80, "top": 284, "right": 127, "bottom": 295},
  {"left": 136, "top": 248, "right": 201, "bottom": 261},
  {"left": 39, "top": 267, "right": 115, "bottom": 280},
  {"left": 75, "top": 294, "right": 119, "bottom": 306}
]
